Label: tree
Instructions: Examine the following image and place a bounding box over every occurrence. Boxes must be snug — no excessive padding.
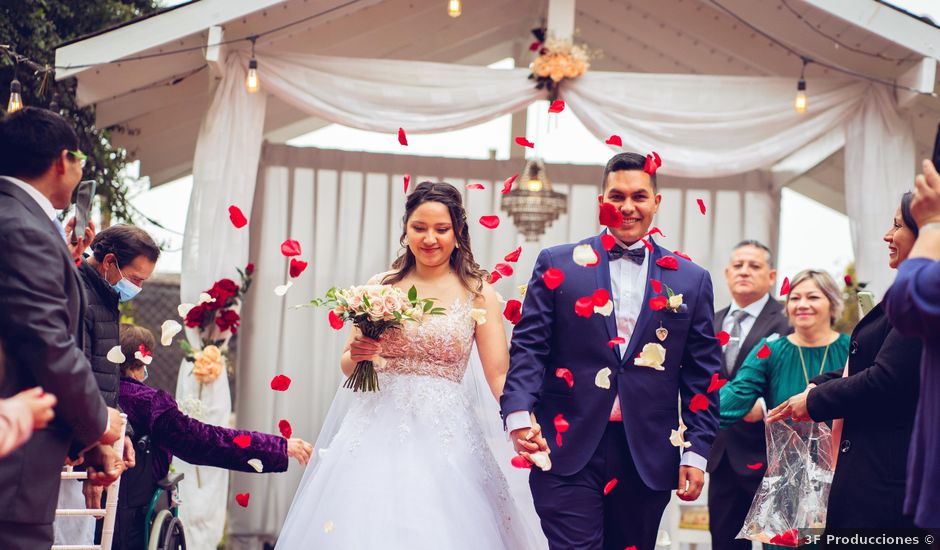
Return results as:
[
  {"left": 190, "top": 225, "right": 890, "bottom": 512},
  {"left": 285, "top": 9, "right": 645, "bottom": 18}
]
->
[{"left": 0, "top": 0, "right": 162, "bottom": 224}]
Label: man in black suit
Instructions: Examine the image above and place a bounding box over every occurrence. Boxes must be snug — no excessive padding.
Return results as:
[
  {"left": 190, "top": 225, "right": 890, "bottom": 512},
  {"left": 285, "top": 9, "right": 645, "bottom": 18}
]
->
[
  {"left": 708, "top": 240, "right": 791, "bottom": 550},
  {"left": 0, "top": 107, "right": 124, "bottom": 549}
]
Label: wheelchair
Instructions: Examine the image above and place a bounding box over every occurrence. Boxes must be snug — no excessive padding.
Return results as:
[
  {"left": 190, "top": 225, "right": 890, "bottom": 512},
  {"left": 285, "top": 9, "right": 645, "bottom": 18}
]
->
[{"left": 144, "top": 472, "right": 186, "bottom": 550}]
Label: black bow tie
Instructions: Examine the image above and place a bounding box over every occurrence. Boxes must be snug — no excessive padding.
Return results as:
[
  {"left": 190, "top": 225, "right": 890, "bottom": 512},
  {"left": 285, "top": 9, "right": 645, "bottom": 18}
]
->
[{"left": 608, "top": 245, "right": 646, "bottom": 265}]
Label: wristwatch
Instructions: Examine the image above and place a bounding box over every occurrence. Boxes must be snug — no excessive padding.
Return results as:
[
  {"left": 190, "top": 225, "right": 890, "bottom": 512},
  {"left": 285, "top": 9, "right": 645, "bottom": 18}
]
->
[{"left": 921, "top": 222, "right": 940, "bottom": 233}]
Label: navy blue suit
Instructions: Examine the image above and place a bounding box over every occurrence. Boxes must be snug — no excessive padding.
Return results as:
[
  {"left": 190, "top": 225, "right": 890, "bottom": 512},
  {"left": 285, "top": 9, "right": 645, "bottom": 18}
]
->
[{"left": 502, "top": 233, "right": 721, "bottom": 550}]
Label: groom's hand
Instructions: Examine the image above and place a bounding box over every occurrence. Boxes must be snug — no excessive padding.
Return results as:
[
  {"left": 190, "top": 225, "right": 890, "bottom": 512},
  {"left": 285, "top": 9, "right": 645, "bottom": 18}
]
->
[
  {"left": 677, "top": 465, "right": 704, "bottom": 501},
  {"left": 510, "top": 414, "right": 549, "bottom": 458}
]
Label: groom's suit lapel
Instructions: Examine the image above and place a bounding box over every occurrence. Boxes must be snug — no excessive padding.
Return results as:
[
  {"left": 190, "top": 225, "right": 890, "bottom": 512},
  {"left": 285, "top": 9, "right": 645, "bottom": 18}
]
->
[
  {"left": 592, "top": 233, "right": 621, "bottom": 362},
  {"left": 621, "top": 240, "right": 664, "bottom": 366}
]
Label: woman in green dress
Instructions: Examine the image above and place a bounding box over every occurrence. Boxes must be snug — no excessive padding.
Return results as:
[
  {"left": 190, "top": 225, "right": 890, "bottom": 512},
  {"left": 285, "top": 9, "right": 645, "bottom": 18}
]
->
[{"left": 719, "top": 269, "right": 850, "bottom": 549}]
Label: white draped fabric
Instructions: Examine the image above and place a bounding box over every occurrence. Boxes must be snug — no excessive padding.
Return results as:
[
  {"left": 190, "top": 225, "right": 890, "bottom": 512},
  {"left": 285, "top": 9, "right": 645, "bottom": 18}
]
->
[{"left": 180, "top": 50, "right": 913, "bottom": 545}]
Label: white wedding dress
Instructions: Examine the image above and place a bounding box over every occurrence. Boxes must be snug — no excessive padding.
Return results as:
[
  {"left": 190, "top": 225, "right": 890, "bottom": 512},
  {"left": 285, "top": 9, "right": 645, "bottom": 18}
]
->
[{"left": 275, "top": 297, "right": 546, "bottom": 549}]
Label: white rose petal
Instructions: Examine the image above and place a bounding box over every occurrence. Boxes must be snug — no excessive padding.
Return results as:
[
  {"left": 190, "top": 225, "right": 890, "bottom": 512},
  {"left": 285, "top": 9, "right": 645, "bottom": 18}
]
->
[
  {"left": 274, "top": 281, "right": 294, "bottom": 296},
  {"left": 670, "top": 428, "right": 692, "bottom": 449},
  {"left": 469, "top": 308, "right": 488, "bottom": 325},
  {"left": 594, "top": 301, "right": 613, "bottom": 317},
  {"left": 594, "top": 367, "right": 612, "bottom": 389},
  {"left": 247, "top": 459, "right": 263, "bottom": 473},
  {"left": 318, "top": 447, "right": 329, "bottom": 459},
  {"left": 572, "top": 244, "right": 599, "bottom": 267},
  {"left": 529, "top": 451, "right": 552, "bottom": 471},
  {"left": 766, "top": 333, "right": 781, "bottom": 342},
  {"left": 160, "top": 320, "right": 182, "bottom": 346},
  {"left": 668, "top": 294, "right": 683, "bottom": 309},
  {"left": 106, "top": 345, "right": 126, "bottom": 364},
  {"left": 634, "top": 343, "right": 667, "bottom": 371},
  {"left": 134, "top": 351, "right": 153, "bottom": 365},
  {"left": 323, "top": 520, "right": 334, "bottom": 534},
  {"left": 198, "top": 292, "right": 215, "bottom": 305},
  {"left": 177, "top": 303, "right": 195, "bottom": 318}
]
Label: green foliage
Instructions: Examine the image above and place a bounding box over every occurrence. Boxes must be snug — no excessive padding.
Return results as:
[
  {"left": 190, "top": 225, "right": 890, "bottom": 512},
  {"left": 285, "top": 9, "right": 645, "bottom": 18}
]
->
[
  {"left": 0, "top": 0, "right": 161, "bottom": 224},
  {"left": 834, "top": 262, "right": 863, "bottom": 334}
]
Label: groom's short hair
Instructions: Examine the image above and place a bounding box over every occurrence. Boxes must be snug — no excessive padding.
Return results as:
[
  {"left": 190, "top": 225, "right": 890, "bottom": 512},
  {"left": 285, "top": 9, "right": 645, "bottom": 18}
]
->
[{"left": 602, "top": 152, "right": 656, "bottom": 191}]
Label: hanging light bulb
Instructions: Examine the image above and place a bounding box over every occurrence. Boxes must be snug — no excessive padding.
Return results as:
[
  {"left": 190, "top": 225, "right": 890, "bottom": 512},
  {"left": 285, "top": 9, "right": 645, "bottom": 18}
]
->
[
  {"left": 447, "top": 0, "right": 462, "bottom": 17},
  {"left": 245, "top": 37, "right": 260, "bottom": 94},
  {"left": 794, "top": 58, "right": 808, "bottom": 114},
  {"left": 7, "top": 79, "right": 23, "bottom": 113}
]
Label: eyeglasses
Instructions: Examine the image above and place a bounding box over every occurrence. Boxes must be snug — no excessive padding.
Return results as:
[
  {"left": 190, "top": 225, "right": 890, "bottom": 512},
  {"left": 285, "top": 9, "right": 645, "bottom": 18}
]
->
[{"left": 67, "top": 150, "right": 87, "bottom": 168}]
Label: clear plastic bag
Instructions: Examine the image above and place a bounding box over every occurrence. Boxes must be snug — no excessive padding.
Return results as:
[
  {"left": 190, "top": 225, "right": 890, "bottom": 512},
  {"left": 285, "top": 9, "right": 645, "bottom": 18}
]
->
[{"left": 737, "top": 419, "right": 835, "bottom": 547}]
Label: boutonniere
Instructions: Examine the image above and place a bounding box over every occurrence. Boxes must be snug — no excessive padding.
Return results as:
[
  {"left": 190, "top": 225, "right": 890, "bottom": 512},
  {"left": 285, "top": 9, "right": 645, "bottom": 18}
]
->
[
  {"left": 648, "top": 283, "right": 685, "bottom": 314},
  {"left": 634, "top": 342, "right": 666, "bottom": 371}
]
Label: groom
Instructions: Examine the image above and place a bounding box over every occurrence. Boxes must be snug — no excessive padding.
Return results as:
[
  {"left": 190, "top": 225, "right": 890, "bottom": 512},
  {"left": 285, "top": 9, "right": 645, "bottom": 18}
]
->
[{"left": 502, "top": 152, "right": 721, "bottom": 550}]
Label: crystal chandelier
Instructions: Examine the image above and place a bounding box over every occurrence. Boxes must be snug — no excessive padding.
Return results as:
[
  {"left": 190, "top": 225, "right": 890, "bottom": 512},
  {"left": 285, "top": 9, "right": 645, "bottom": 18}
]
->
[{"left": 501, "top": 158, "right": 567, "bottom": 242}]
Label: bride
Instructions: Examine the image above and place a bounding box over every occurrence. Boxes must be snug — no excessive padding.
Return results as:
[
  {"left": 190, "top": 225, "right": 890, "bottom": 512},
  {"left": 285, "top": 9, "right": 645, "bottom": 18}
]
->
[{"left": 275, "top": 181, "right": 548, "bottom": 549}]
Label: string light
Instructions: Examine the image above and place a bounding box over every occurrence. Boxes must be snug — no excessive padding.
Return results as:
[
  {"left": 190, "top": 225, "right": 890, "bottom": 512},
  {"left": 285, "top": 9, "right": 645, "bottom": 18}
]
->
[
  {"left": 794, "top": 58, "right": 808, "bottom": 113},
  {"left": 245, "top": 36, "right": 260, "bottom": 94},
  {"left": 7, "top": 79, "right": 23, "bottom": 112},
  {"left": 447, "top": 0, "right": 461, "bottom": 18}
]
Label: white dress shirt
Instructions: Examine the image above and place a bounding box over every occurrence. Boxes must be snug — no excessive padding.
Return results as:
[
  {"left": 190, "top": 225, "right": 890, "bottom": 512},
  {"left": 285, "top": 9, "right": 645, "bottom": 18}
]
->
[
  {"left": 507, "top": 232, "right": 707, "bottom": 471},
  {"left": 722, "top": 293, "right": 771, "bottom": 347}
]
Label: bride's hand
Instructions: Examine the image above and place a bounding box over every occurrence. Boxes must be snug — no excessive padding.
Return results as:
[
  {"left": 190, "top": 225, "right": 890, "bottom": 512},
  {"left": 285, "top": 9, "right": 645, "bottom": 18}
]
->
[
  {"left": 287, "top": 438, "right": 314, "bottom": 465},
  {"left": 349, "top": 335, "right": 382, "bottom": 362}
]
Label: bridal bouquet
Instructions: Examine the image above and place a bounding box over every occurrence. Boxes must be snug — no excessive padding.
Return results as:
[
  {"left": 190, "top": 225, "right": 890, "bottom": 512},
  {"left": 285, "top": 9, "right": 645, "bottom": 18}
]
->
[{"left": 309, "top": 284, "right": 445, "bottom": 392}]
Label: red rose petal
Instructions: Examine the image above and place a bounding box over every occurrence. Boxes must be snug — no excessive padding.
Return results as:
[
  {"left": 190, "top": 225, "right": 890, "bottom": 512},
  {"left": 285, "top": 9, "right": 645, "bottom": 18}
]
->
[
  {"left": 601, "top": 233, "right": 616, "bottom": 251},
  {"left": 649, "top": 296, "right": 668, "bottom": 311},
  {"left": 644, "top": 226, "right": 666, "bottom": 239},
  {"left": 289, "top": 258, "right": 308, "bottom": 278},
  {"left": 592, "top": 288, "right": 610, "bottom": 307},
  {"left": 554, "top": 413, "right": 570, "bottom": 433},
  {"left": 501, "top": 174, "right": 517, "bottom": 195},
  {"left": 605, "top": 135, "right": 622, "bottom": 147},
  {"left": 495, "top": 262, "right": 514, "bottom": 277},
  {"left": 780, "top": 277, "right": 791, "bottom": 296},
  {"left": 556, "top": 433, "right": 563, "bottom": 447},
  {"left": 529, "top": 41, "right": 541, "bottom": 51},
  {"left": 644, "top": 151, "right": 662, "bottom": 175},
  {"left": 228, "top": 205, "right": 248, "bottom": 228},
  {"left": 575, "top": 296, "right": 595, "bottom": 318},
  {"left": 555, "top": 367, "right": 574, "bottom": 388},
  {"left": 757, "top": 343, "right": 771, "bottom": 359},
  {"left": 328, "top": 310, "right": 344, "bottom": 330},
  {"left": 716, "top": 331, "right": 730, "bottom": 346},
  {"left": 746, "top": 462, "right": 764, "bottom": 470},
  {"left": 515, "top": 136, "right": 535, "bottom": 148},
  {"left": 543, "top": 268, "right": 565, "bottom": 290},
  {"left": 466, "top": 183, "right": 485, "bottom": 190},
  {"left": 650, "top": 279, "right": 663, "bottom": 294},
  {"left": 504, "top": 246, "right": 522, "bottom": 263},
  {"left": 673, "top": 250, "right": 692, "bottom": 262},
  {"left": 280, "top": 239, "right": 302, "bottom": 257},
  {"left": 640, "top": 238, "right": 653, "bottom": 252},
  {"left": 707, "top": 372, "right": 728, "bottom": 393},
  {"left": 548, "top": 100, "right": 565, "bottom": 113},
  {"left": 488, "top": 271, "right": 503, "bottom": 284},
  {"left": 510, "top": 455, "right": 532, "bottom": 469},
  {"left": 235, "top": 493, "right": 250, "bottom": 508},
  {"left": 278, "top": 419, "right": 293, "bottom": 439},
  {"left": 603, "top": 478, "right": 618, "bottom": 496},
  {"left": 607, "top": 336, "right": 626, "bottom": 348},
  {"left": 503, "top": 299, "right": 522, "bottom": 325},
  {"left": 689, "top": 393, "right": 709, "bottom": 413},
  {"left": 233, "top": 434, "right": 251, "bottom": 448},
  {"left": 403, "top": 173, "right": 411, "bottom": 194},
  {"left": 655, "top": 256, "right": 678, "bottom": 270},
  {"left": 270, "top": 374, "right": 292, "bottom": 391},
  {"left": 769, "top": 529, "right": 800, "bottom": 547},
  {"left": 697, "top": 198, "right": 706, "bottom": 215},
  {"left": 479, "top": 215, "right": 500, "bottom": 229},
  {"left": 599, "top": 202, "right": 624, "bottom": 228},
  {"left": 398, "top": 127, "right": 408, "bottom": 146}
]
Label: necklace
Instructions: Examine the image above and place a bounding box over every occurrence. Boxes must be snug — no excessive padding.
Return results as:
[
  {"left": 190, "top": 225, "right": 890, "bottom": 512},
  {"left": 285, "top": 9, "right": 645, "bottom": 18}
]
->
[{"left": 797, "top": 340, "right": 832, "bottom": 387}]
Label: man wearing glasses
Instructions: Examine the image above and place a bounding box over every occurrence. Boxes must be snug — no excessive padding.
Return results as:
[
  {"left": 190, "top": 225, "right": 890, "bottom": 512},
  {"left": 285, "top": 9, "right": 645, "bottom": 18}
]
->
[{"left": 0, "top": 107, "right": 125, "bottom": 549}]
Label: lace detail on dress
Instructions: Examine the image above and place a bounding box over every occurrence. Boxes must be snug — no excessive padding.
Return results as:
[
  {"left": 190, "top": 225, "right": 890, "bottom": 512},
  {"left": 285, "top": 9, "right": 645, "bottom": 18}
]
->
[{"left": 379, "top": 297, "right": 476, "bottom": 383}]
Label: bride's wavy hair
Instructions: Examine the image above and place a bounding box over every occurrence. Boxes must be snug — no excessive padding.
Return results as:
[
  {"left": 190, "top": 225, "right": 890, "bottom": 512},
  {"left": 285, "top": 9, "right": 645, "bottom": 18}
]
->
[{"left": 382, "top": 181, "right": 488, "bottom": 298}]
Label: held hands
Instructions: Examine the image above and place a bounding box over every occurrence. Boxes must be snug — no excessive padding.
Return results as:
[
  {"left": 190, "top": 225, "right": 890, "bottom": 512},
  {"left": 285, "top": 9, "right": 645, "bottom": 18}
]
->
[
  {"left": 286, "top": 437, "right": 314, "bottom": 465},
  {"left": 509, "top": 413, "right": 550, "bottom": 465},
  {"left": 677, "top": 465, "right": 704, "bottom": 501},
  {"left": 64, "top": 217, "right": 95, "bottom": 262},
  {"left": 766, "top": 385, "right": 813, "bottom": 423},
  {"left": 122, "top": 435, "right": 136, "bottom": 469},
  {"left": 10, "top": 387, "right": 56, "bottom": 429},
  {"left": 913, "top": 159, "right": 940, "bottom": 227},
  {"left": 84, "top": 444, "right": 127, "bottom": 486}
]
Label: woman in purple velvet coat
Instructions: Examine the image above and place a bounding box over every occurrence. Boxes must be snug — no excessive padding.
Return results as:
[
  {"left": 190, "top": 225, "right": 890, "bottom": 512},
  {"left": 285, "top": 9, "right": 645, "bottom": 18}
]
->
[{"left": 112, "top": 324, "right": 313, "bottom": 549}]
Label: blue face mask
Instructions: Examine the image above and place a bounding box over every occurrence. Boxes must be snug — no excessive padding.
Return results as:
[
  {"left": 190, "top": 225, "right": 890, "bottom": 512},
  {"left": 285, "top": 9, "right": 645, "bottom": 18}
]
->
[{"left": 111, "top": 264, "right": 142, "bottom": 302}]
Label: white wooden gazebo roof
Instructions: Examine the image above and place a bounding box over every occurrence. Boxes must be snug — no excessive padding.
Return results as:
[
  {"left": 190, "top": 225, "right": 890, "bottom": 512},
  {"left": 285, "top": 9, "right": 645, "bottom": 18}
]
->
[{"left": 55, "top": 0, "right": 940, "bottom": 213}]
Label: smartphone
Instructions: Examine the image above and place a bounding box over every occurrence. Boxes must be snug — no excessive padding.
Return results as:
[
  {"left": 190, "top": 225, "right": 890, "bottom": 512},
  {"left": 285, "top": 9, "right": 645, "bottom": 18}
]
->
[
  {"left": 71, "top": 179, "right": 96, "bottom": 245},
  {"left": 857, "top": 291, "right": 875, "bottom": 318}
]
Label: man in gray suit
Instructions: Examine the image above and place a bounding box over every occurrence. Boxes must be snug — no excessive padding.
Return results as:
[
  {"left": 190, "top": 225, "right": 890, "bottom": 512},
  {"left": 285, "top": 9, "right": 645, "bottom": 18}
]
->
[
  {"left": 708, "top": 240, "right": 792, "bottom": 550},
  {"left": 0, "top": 107, "right": 124, "bottom": 549}
]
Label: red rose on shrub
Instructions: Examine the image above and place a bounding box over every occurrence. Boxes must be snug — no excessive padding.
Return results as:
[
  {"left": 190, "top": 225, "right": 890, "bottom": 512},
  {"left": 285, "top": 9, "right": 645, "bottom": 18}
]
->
[
  {"left": 215, "top": 309, "right": 241, "bottom": 333},
  {"left": 208, "top": 278, "right": 240, "bottom": 308},
  {"left": 245, "top": 263, "right": 255, "bottom": 276},
  {"left": 184, "top": 303, "right": 208, "bottom": 328},
  {"left": 844, "top": 274, "right": 853, "bottom": 286}
]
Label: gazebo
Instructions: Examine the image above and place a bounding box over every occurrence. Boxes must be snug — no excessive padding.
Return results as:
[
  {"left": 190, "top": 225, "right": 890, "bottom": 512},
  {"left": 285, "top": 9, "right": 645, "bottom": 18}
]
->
[{"left": 55, "top": 1, "right": 940, "bottom": 547}]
